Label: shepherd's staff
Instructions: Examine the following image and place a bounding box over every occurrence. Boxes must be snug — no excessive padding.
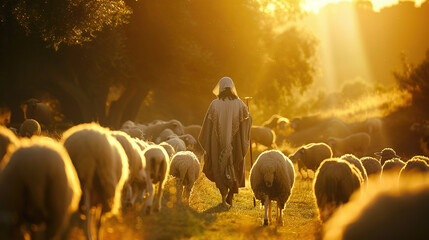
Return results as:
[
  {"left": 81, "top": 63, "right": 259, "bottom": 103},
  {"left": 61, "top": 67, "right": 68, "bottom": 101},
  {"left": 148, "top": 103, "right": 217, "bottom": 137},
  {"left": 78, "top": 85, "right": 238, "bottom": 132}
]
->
[{"left": 243, "top": 97, "right": 256, "bottom": 207}]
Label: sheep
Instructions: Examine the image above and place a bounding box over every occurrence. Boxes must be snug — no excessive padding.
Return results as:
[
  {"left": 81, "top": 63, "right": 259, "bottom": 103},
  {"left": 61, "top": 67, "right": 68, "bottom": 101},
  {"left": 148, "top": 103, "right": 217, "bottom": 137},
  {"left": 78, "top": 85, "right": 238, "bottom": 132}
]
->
[
  {"left": 323, "top": 176, "right": 429, "bottom": 240},
  {"left": 250, "top": 150, "right": 295, "bottom": 226},
  {"left": 360, "top": 157, "right": 381, "bottom": 177},
  {"left": 159, "top": 142, "right": 176, "bottom": 158},
  {"left": 19, "top": 119, "right": 41, "bottom": 138},
  {"left": 165, "top": 137, "right": 187, "bottom": 153},
  {"left": 61, "top": 123, "right": 129, "bottom": 240},
  {"left": 176, "top": 134, "right": 198, "bottom": 151},
  {"left": 364, "top": 118, "right": 382, "bottom": 135},
  {"left": 142, "top": 145, "right": 170, "bottom": 213},
  {"left": 262, "top": 114, "right": 289, "bottom": 130},
  {"left": 111, "top": 131, "right": 150, "bottom": 210},
  {"left": 412, "top": 155, "right": 429, "bottom": 165},
  {"left": 380, "top": 158, "right": 405, "bottom": 182},
  {"left": 169, "top": 151, "right": 200, "bottom": 205},
  {"left": 399, "top": 158, "right": 429, "bottom": 180},
  {"left": 340, "top": 154, "right": 368, "bottom": 183},
  {"left": 120, "top": 127, "right": 143, "bottom": 139},
  {"left": 0, "top": 137, "right": 81, "bottom": 240},
  {"left": 155, "top": 128, "right": 175, "bottom": 144},
  {"left": 251, "top": 126, "right": 277, "bottom": 149},
  {"left": 183, "top": 124, "right": 202, "bottom": 142},
  {"left": 314, "top": 158, "right": 363, "bottom": 222},
  {"left": 133, "top": 138, "right": 148, "bottom": 151},
  {"left": 121, "top": 120, "right": 136, "bottom": 129},
  {"left": 327, "top": 132, "right": 371, "bottom": 157},
  {"left": 23, "top": 98, "right": 53, "bottom": 127},
  {"left": 0, "top": 126, "right": 19, "bottom": 165},
  {"left": 288, "top": 142, "right": 332, "bottom": 179},
  {"left": 374, "top": 147, "right": 400, "bottom": 166},
  {"left": 143, "top": 119, "right": 184, "bottom": 141}
]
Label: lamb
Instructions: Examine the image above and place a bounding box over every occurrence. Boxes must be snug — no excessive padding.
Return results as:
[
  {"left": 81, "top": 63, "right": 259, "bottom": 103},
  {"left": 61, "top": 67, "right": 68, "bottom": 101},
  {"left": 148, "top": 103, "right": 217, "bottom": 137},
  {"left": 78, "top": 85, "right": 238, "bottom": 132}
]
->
[
  {"left": 251, "top": 126, "right": 277, "bottom": 149},
  {"left": 360, "top": 157, "right": 381, "bottom": 177},
  {"left": 111, "top": 131, "right": 150, "bottom": 209},
  {"left": 23, "top": 98, "right": 53, "bottom": 127},
  {"left": 250, "top": 150, "right": 295, "bottom": 226},
  {"left": 142, "top": 145, "right": 170, "bottom": 213},
  {"left": 324, "top": 176, "right": 429, "bottom": 240},
  {"left": 340, "top": 154, "right": 368, "bottom": 183},
  {"left": 165, "top": 137, "right": 187, "bottom": 152},
  {"left": 159, "top": 142, "right": 176, "bottom": 158},
  {"left": 169, "top": 151, "right": 200, "bottom": 205},
  {"left": 0, "top": 137, "right": 81, "bottom": 240},
  {"left": 380, "top": 158, "right": 405, "bottom": 181},
  {"left": 314, "top": 158, "right": 363, "bottom": 222},
  {"left": 327, "top": 132, "right": 371, "bottom": 157},
  {"left": 288, "top": 142, "right": 333, "bottom": 179},
  {"left": 0, "top": 126, "right": 19, "bottom": 165},
  {"left": 374, "top": 148, "right": 400, "bottom": 166},
  {"left": 19, "top": 119, "right": 41, "bottom": 138},
  {"left": 143, "top": 119, "right": 184, "bottom": 141},
  {"left": 61, "top": 123, "right": 129, "bottom": 240}
]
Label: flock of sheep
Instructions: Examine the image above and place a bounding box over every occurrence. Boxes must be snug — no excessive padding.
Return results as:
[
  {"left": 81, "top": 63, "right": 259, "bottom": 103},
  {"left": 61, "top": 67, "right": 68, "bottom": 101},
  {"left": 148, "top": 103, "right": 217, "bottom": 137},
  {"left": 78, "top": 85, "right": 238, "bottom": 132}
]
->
[
  {"left": 1, "top": 101, "right": 429, "bottom": 240},
  {"left": 0, "top": 118, "right": 202, "bottom": 240}
]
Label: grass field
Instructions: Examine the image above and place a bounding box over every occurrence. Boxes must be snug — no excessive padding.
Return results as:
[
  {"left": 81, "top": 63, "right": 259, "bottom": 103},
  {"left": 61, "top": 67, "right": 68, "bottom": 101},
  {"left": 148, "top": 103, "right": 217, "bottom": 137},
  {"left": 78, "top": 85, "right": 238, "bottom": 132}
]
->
[{"left": 68, "top": 165, "right": 323, "bottom": 240}]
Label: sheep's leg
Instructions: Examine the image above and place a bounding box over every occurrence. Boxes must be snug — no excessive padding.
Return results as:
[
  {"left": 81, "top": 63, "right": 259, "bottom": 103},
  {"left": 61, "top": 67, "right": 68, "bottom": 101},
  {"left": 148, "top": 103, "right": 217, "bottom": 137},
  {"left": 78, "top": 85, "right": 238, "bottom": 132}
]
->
[
  {"left": 184, "top": 184, "right": 192, "bottom": 205},
  {"left": 176, "top": 178, "right": 183, "bottom": 205},
  {"left": 277, "top": 203, "right": 284, "bottom": 226},
  {"left": 268, "top": 199, "right": 272, "bottom": 224},
  {"left": 83, "top": 192, "right": 92, "bottom": 240},
  {"left": 145, "top": 180, "right": 154, "bottom": 215},
  {"left": 95, "top": 206, "right": 104, "bottom": 240},
  {"left": 263, "top": 195, "right": 269, "bottom": 226},
  {"left": 154, "top": 183, "right": 164, "bottom": 212}
]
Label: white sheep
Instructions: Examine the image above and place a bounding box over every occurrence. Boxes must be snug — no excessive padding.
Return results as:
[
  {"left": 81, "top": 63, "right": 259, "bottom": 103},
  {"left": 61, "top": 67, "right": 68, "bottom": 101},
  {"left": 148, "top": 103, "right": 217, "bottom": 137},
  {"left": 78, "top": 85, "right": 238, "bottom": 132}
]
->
[
  {"left": 61, "top": 123, "right": 129, "bottom": 240},
  {"left": 399, "top": 157, "right": 429, "bottom": 180},
  {"left": 169, "top": 151, "right": 200, "bottom": 205},
  {"left": 327, "top": 132, "right": 371, "bottom": 157},
  {"left": 165, "top": 137, "right": 187, "bottom": 153},
  {"left": 111, "top": 131, "right": 151, "bottom": 210},
  {"left": 289, "top": 142, "right": 332, "bottom": 179},
  {"left": 340, "top": 154, "right": 368, "bottom": 183},
  {"left": 0, "top": 137, "right": 81, "bottom": 239},
  {"left": 324, "top": 176, "right": 429, "bottom": 240},
  {"left": 159, "top": 142, "right": 176, "bottom": 158},
  {"left": 314, "top": 158, "right": 363, "bottom": 222},
  {"left": 23, "top": 98, "right": 53, "bottom": 127},
  {"left": 0, "top": 126, "right": 19, "bottom": 165},
  {"left": 251, "top": 126, "right": 277, "bottom": 149},
  {"left": 133, "top": 138, "right": 148, "bottom": 151},
  {"left": 121, "top": 120, "right": 136, "bottom": 129},
  {"left": 364, "top": 117, "right": 382, "bottom": 135},
  {"left": 120, "top": 127, "right": 143, "bottom": 139},
  {"left": 19, "top": 119, "right": 41, "bottom": 138},
  {"left": 262, "top": 114, "right": 289, "bottom": 130},
  {"left": 143, "top": 119, "right": 184, "bottom": 141},
  {"left": 250, "top": 150, "right": 295, "bottom": 226},
  {"left": 374, "top": 147, "right": 400, "bottom": 166},
  {"left": 380, "top": 158, "right": 405, "bottom": 182},
  {"left": 155, "top": 128, "right": 176, "bottom": 144},
  {"left": 360, "top": 156, "right": 382, "bottom": 177},
  {"left": 142, "top": 145, "right": 169, "bottom": 213}
]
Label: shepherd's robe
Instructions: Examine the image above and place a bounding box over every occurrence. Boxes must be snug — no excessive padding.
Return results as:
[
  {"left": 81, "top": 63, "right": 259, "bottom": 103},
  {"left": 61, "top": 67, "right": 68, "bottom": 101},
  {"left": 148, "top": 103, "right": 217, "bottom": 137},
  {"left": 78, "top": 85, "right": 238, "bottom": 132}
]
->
[{"left": 199, "top": 98, "right": 252, "bottom": 194}]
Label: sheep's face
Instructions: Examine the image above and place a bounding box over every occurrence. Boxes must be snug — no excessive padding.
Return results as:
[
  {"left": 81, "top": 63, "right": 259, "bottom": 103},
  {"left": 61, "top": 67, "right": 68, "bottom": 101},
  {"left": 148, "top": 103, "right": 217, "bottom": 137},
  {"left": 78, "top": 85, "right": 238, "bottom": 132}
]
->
[
  {"left": 264, "top": 169, "right": 275, "bottom": 188},
  {"left": 289, "top": 149, "right": 303, "bottom": 163}
]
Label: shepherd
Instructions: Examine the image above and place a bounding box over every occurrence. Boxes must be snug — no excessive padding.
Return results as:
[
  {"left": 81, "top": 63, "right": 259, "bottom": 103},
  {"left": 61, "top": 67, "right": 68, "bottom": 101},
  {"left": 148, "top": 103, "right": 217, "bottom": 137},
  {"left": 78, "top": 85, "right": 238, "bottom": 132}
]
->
[{"left": 199, "top": 77, "right": 252, "bottom": 207}]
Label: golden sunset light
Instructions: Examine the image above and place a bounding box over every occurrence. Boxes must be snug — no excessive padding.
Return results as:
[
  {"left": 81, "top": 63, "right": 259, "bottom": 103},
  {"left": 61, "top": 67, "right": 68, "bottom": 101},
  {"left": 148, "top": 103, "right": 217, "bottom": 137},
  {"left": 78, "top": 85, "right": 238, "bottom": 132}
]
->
[{"left": 1, "top": 0, "right": 429, "bottom": 239}]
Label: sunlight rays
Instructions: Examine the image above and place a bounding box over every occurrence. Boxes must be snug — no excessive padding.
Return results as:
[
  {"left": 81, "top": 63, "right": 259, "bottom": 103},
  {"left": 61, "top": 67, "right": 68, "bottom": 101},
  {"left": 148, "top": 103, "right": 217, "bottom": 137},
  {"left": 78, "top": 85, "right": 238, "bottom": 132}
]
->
[{"left": 301, "top": 0, "right": 427, "bottom": 13}]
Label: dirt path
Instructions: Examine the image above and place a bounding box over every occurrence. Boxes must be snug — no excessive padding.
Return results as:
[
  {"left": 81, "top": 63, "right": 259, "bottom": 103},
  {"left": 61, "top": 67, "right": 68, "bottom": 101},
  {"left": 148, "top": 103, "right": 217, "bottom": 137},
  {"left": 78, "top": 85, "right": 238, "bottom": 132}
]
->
[{"left": 69, "top": 172, "right": 322, "bottom": 240}]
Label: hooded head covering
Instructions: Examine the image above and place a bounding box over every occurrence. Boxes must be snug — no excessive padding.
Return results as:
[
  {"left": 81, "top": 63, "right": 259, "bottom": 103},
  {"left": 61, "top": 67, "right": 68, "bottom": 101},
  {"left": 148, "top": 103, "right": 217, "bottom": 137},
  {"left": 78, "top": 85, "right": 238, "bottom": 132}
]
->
[{"left": 212, "top": 77, "right": 239, "bottom": 97}]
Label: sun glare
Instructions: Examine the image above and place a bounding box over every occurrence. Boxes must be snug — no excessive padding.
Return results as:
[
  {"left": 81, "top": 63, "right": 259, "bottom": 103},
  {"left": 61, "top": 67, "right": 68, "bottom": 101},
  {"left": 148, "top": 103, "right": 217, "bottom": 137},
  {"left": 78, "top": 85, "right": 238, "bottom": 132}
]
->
[{"left": 301, "top": 0, "right": 427, "bottom": 13}]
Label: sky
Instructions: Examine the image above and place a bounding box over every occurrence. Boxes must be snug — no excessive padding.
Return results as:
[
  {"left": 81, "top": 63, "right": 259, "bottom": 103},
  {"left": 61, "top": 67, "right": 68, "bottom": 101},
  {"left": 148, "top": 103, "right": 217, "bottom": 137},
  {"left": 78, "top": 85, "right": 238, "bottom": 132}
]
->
[{"left": 297, "top": 0, "right": 429, "bottom": 94}]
